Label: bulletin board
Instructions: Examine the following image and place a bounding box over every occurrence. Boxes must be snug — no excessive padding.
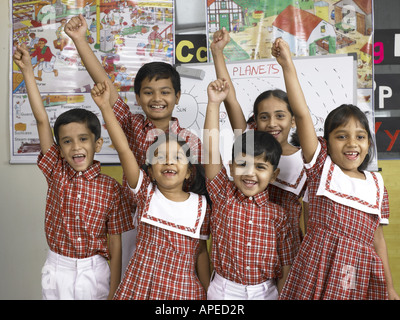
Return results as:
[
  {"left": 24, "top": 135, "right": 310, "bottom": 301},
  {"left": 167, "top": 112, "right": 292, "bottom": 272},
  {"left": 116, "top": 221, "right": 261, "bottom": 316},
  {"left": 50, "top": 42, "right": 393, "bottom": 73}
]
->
[{"left": 10, "top": 0, "right": 175, "bottom": 164}]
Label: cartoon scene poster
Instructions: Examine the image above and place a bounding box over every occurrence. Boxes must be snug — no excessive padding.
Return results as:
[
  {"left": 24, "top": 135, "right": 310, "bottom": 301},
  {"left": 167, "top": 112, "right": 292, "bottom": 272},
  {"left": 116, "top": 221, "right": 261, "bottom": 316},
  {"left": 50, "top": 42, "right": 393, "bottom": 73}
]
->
[
  {"left": 206, "top": 0, "right": 374, "bottom": 116},
  {"left": 10, "top": 0, "right": 174, "bottom": 163}
]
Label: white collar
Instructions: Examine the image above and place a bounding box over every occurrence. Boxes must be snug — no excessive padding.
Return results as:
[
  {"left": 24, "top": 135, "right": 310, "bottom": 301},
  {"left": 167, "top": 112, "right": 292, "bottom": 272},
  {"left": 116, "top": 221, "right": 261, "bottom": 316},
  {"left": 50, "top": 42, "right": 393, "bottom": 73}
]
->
[
  {"left": 316, "top": 155, "right": 384, "bottom": 216},
  {"left": 141, "top": 182, "right": 208, "bottom": 240},
  {"left": 272, "top": 149, "right": 306, "bottom": 196}
]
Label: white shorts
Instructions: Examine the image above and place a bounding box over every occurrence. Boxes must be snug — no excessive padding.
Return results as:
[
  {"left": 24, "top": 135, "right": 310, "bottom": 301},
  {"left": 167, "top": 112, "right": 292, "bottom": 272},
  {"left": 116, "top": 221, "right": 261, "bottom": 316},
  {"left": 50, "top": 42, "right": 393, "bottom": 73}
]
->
[
  {"left": 207, "top": 272, "right": 278, "bottom": 300},
  {"left": 41, "top": 250, "right": 110, "bottom": 300}
]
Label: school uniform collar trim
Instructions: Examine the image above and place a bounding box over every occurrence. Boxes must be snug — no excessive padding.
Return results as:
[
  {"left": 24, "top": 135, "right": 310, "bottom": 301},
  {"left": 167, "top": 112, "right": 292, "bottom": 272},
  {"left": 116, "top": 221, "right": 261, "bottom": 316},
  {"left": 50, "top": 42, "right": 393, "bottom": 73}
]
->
[
  {"left": 316, "top": 155, "right": 384, "bottom": 216},
  {"left": 65, "top": 160, "right": 101, "bottom": 181}
]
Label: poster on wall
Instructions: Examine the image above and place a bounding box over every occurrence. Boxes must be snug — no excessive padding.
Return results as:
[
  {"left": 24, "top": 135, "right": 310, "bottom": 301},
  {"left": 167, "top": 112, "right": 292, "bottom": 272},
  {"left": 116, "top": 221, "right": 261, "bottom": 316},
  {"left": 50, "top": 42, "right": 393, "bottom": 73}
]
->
[
  {"left": 206, "top": 0, "right": 374, "bottom": 137},
  {"left": 10, "top": 0, "right": 175, "bottom": 164}
]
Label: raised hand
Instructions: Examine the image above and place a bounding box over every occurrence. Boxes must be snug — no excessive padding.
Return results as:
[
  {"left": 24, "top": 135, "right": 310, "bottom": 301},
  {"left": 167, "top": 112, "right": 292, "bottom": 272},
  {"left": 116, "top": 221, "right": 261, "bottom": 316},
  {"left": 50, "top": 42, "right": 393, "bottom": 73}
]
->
[
  {"left": 207, "top": 79, "right": 230, "bottom": 105},
  {"left": 271, "top": 38, "right": 292, "bottom": 68},
  {"left": 13, "top": 44, "right": 33, "bottom": 72},
  {"left": 91, "top": 81, "right": 111, "bottom": 110},
  {"left": 211, "top": 27, "right": 230, "bottom": 53},
  {"left": 64, "top": 14, "right": 88, "bottom": 41}
]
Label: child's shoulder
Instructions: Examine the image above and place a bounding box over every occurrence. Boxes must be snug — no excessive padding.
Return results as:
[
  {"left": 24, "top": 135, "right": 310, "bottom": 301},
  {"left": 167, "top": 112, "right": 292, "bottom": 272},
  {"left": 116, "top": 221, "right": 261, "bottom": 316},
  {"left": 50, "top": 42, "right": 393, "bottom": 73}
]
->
[{"left": 96, "top": 171, "right": 123, "bottom": 189}]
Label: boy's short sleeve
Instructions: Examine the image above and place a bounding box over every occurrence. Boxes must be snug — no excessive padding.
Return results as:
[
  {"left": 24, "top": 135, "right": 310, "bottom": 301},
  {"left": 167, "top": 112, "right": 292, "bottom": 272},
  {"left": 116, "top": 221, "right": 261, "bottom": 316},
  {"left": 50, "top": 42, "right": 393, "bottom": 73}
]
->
[
  {"left": 206, "top": 166, "right": 232, "bottom": 205},
  {"left": 112, "top": 95, "right": 131, "bottom": 129},
  {"left": 276, "top": 212, "right": 295, "bottom": 267},
  {"left": 37, "top": 143, "right": 62, "bottom": 181},
  {"left": 107, "top": 181, "right": 135, "bottom": 234}
]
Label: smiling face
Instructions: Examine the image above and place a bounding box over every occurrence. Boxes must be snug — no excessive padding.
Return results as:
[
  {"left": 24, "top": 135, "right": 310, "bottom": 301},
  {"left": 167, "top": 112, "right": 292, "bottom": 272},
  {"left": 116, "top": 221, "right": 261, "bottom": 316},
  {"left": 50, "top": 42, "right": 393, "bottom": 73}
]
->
[
  {"left": 135, "top": 77, "right": 181, "bottom": 125},
  {"left": 327, "top": 116, "right": 371, "bottom": 178},
  {"left": 230, "top": 152, "right": 280, "bottom": 197},
  {"left": 255, "top": 96, "right": 295, "bottom": 148},
  {"left": 147, "top": 140, "right": 191, "bottom": 193},
  {"left": 58, "top": 122, "right": 103, "bottom": 172}
]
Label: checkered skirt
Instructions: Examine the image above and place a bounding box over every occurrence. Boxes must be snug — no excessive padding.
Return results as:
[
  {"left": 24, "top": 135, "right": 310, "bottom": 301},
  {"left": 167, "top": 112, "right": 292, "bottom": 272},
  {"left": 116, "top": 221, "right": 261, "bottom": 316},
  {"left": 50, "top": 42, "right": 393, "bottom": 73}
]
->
[{"left": 280, "top": 138, "right": 389, "bottom": 300}]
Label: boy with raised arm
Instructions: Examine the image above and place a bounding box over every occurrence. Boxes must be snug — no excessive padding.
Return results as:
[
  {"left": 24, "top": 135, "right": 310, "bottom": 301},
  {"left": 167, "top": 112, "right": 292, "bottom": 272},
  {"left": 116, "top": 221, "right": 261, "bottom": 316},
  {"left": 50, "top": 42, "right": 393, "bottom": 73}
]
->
[
  {"left": 13, "top": 44, "right": 133, "bottom": 300},
  {"left": 203, "top": 79, "right": 294, "bottom": 299}
]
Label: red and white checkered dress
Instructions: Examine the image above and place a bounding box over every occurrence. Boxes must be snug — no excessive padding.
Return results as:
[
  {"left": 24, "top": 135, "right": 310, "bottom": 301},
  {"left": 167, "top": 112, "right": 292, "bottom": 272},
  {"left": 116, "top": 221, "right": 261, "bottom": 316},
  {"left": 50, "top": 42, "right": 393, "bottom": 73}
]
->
[
  {"left": 207, "top": 167, "right": 295, "bottom": 285},
  {"left": 248, "top": 122, "right": 307, "bottom": 256},
  {"left": 37, "top": 144, "right": 134, "bottom": 259},
  {"left": 113, "top": 171, "right": 211, "bottom": 300},
  {"left": 280, "top": 138, "right": 389, "bottom": 300}
]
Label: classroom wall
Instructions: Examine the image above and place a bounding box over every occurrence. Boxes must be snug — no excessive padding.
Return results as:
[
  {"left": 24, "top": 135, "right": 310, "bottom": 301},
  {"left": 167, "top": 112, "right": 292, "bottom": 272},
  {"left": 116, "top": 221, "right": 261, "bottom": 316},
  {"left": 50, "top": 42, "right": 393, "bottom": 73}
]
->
[
  {"left": 1, "top": 1, "right": 399, "bottom": 300},
  {"left": 0, "top": 3, "right": 48, "bottom": 299}
]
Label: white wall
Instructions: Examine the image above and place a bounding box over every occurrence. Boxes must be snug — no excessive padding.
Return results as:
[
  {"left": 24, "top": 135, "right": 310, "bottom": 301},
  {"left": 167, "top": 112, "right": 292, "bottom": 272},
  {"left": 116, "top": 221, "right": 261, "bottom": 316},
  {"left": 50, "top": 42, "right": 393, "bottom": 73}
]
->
[{"left": 0, "top": 2, "right": 48, "bottom": 299}]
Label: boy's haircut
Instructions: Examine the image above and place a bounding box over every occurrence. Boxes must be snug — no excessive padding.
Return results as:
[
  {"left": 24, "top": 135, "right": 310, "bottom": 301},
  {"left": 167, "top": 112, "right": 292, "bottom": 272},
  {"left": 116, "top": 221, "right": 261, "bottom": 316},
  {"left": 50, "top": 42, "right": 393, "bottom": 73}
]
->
[
  {"left": 232, "top": 130, "right": 282, "bottom": 170},
  {"left": 53, "top": 108, "right": 101, "bottom": 144},
  {"left": 251, "top": 89, "right": 293, "bottom": 120},
  {"left": 324, "top": 104, "right": 374, "bottom": 171},
  {"left": 134, "top": 61, "right": 181, "bottom": 95}
]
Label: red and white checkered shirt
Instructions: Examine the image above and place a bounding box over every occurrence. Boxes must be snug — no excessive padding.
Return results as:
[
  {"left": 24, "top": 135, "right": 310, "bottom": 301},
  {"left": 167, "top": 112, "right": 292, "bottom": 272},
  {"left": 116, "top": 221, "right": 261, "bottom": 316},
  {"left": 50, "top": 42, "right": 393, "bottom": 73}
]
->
[
  {"left": 113, "top": 96, "right": 203, "bottom": 207},
  {"left": 113, "top": 96, "right": 203, "bottom": 167},
  {"left": 114, "top": 170, "right": 211, "bottom": 300},
  {"left": 280, "top": 137, "right": 389, "bottom": 300},
  {"left": 206, "top": 167, "right": 295, "bottom": 285},
  {"left": 248, "top": 120, "right": 306, "bottom": 256},
  {"left": 38, "top": 144, "right": 134, "bottom": 260}
]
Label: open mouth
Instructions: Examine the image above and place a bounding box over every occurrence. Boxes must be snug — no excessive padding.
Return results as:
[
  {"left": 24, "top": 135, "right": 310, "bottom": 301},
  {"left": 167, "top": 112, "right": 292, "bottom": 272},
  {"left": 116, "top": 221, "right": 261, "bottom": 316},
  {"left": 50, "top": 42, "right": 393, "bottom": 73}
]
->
[
  {"left": 267, "top": 130, "right": 281, "bottom": 138},
  {"left": 242, "top": 179, "right": 257, "bottom": 188},
  {"left": 344, "top": 151, "right": 359, "bottom": 161},
  {"left": 150, "top": 105, "right": 167, "bottom": 110},
  {"left": 72, "top": 154, "right": 86, "bottom": 164},
  {"left": 162, "top": 169, "right": 177, "bottom": 176}
]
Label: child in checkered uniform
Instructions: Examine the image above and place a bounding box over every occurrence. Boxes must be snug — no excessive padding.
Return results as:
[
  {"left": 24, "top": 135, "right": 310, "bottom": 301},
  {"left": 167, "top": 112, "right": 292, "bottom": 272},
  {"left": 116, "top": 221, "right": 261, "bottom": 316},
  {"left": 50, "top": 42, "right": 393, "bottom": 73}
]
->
[
  {"left": 211, "top": 28, "right": 307, "bottom": 257},
  {"left": 91, "top": 81, "right": 211, "bottom": 299},
  {"left": 204, "top": 79, "right": 295, "bottom": 299},
  {"left": 65, "top": 15, "right": 203, "bottom": 274},
  {"left": 13, "top": 45, "right": 134, "bottom": 300},
  {"left": 272, "top": 38, "right": 399, "bottom": 300}
]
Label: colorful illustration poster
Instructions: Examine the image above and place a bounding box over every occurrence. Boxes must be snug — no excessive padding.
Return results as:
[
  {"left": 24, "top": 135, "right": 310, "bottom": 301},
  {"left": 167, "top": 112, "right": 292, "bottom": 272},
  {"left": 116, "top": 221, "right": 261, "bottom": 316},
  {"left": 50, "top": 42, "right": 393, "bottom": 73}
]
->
[
  {"left": 206, "top": 0, "right": 374, "bottom": 121},
  {"left": 10, "top": 0, "right": 174, "bottom": 164}
]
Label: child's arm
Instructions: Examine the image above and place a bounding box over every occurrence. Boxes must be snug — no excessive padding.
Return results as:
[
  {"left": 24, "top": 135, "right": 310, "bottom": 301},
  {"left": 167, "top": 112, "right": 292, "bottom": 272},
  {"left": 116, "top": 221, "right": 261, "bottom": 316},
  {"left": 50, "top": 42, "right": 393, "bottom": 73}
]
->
[
  {"left": 91, "top": 81, "right": 140, "bottom": 188},
  {"left": 107, "top": 234, "right": 122, "bottom": 299},
  {"left": 203, "top": 79, "right": 230, "bottom": 180},
  {"left": 13, "top": 44, "right": 54, "bottom": 154},
  {"left": 373, "top": 225, "right": 400, "bottom": 300},
  {"left": 211, "top": 28, "right": 247, "bottom": 133},
  {"left": 65, "top": 15, "right": 119, "bottom": 107},
  {"left": 196, "top": 240, "right": 211, "bottom": 292},
  {"left": 272, "top": 38, "right": 318, "bottom": 163}
]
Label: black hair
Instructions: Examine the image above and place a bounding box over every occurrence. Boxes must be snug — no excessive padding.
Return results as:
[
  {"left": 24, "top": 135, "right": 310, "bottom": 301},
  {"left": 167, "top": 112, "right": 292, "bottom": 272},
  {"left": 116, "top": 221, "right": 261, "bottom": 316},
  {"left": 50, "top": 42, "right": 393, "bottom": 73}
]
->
[
  {"left": 232, "top": 130, "right": 282, "bottom": 170},
  {"left": 134, "top": 61, "right": 181, "bottom": 95},
  {"left": 53, "top": 108, "right": 101, "bottom": 145},
  {"left": 323, "top": 104, "right": 373, "bottom": 171},
  {"left": 248, "top": 89, "right": 293, "bottom": 124},
  {"left": 290, "top": 130, "right": 300, "bottom": 147},
  {"left": 142, "top": 133, "right": 208, "bottom": 197}
]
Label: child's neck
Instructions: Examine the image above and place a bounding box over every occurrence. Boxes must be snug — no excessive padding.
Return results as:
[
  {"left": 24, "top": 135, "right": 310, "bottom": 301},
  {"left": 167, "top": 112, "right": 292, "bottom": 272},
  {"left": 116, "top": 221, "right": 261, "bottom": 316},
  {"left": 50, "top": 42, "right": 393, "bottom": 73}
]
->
[
  {"left": 281, "top": 140, "right": 299, "bottom": 156},
  {"left": 341, "top": 168, "right": 366, "bottom": 180}
]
